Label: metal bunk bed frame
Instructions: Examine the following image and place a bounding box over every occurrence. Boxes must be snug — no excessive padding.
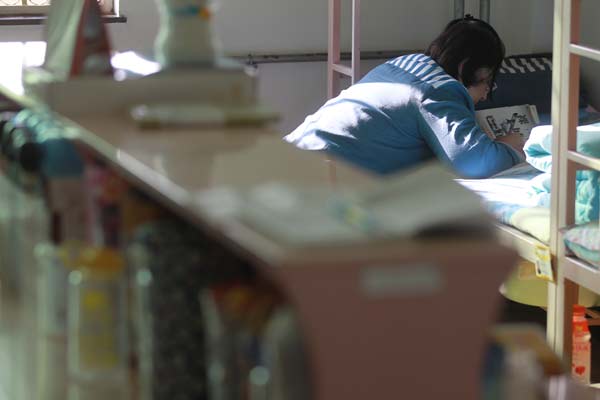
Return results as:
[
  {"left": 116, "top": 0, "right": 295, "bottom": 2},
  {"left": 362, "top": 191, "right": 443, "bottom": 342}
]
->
[
  {"left": 324, "top": 0, "right": 576, "bottom": 358},
  {"left": 550, "top": 0, "right": 600, "bottom": 366},
  {"left": 325, "top": 5, "right": 552, "bottom": 256},
  {"left": 326, "top": 0, "right": 492, "bottom": 99}
]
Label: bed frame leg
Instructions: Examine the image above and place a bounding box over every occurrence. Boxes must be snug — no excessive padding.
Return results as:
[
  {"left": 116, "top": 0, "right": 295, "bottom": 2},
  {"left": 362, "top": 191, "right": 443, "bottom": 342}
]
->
[{"left": 551, "top": 277, "right": 578, "bottom": 365}]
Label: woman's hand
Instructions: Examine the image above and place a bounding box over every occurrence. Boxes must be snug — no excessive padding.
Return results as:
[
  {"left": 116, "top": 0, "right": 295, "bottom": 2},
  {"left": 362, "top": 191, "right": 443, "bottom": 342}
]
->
[{"left": 495, "top": 132, "right": 526, "bottom": 158}]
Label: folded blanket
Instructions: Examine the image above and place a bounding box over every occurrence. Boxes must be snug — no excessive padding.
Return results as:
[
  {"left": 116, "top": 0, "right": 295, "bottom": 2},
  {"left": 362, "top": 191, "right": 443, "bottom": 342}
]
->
[{"left": 523, "top": 123, "right": 600, "bottom": 223}]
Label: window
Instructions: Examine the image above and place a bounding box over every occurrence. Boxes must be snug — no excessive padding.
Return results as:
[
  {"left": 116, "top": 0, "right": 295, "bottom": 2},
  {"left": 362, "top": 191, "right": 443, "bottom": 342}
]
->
[
  {"left": 0, "top": 0, "right": 51, "bottom": 4},
  {"left": 0, "top": 0, "right": 115, "bottom": 15}
]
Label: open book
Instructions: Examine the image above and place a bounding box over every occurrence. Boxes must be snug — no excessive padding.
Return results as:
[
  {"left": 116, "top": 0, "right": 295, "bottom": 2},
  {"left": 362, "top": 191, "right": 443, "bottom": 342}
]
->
[
  {"left": 476, "top": 104, "right": 540, "bottom": 140},
  {"left": 221, "top": 163, "right": 492, "bottom": 246}
]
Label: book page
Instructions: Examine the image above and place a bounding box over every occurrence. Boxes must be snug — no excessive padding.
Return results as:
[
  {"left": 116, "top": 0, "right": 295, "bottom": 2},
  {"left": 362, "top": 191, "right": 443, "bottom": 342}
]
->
[
  {"left": 348, "top": 162, "right": 490, "bottom": 237},
  {"left": 476, "top": 104, "right": 540, "bottom": 140}
]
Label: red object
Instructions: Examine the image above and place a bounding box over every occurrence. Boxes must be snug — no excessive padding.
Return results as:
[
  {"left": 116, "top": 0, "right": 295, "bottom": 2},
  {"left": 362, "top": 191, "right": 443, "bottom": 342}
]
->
[
  {"left": 573, "top": 304, "right": 590, "bottom": 335},
  {"left": 572, "top": 303, "right": 592, "bottom": 384},
  {"left": 574, "top": 365, "right": 586, "bottom": 375}
]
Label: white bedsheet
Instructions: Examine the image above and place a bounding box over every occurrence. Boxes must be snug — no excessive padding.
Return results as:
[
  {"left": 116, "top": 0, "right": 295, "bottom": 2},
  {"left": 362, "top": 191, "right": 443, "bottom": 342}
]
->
[{"left": 457, "top": 163, "right": 550, "bottom": 243}]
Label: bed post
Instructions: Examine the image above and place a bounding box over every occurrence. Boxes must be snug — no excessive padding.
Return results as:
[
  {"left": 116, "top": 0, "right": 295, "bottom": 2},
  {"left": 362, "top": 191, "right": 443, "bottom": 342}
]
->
[
  {"left": 479, "top": 0, "right": 490, "bottom": 22},
  {"left": 548, "top": 0, "right": 565, "bottom": 358},
  {"left": 548, "top": 0, "right": 581, "bottom": 364},
  {"left": 454, "top": 0, "right": 464, "bottom": 19},
  {"left": 327, "top": 0, "right": 361, "bottom": 177},
  {"left": 327, "top": 0, "right": 341, "bottom": 99},
  {"left": 351, "top": 0, "right": 360, "bottom": 85},
  {"left": 327, "top": 0, "right": 361, "bottom": 99}
]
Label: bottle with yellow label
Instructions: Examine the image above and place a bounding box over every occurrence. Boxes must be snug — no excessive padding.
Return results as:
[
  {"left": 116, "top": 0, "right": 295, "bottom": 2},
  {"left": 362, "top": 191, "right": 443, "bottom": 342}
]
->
[{"left": 66, "top": 247, "right": 130, "bottom": 400}]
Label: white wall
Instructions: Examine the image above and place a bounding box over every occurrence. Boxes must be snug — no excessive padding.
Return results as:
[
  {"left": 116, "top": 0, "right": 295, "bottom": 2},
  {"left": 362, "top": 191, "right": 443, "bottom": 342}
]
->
[
  {"left": 581, "top": 0, "right": 600, "bottom": 108},
  {"left": 2, "top": 0, "right": 595, "bottom": 133},
  {"left": 252, "top": 0, "right": 557, "bottom": 134}
]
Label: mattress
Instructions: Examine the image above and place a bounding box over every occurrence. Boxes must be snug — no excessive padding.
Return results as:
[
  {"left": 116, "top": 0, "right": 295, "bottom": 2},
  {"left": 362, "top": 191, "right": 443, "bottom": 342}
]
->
[
  {"left": 457, "top": 163, "right": 551, "bottom": 244},
  {"left": 458, "top": 163, "right": 600, "bottom": 307}
]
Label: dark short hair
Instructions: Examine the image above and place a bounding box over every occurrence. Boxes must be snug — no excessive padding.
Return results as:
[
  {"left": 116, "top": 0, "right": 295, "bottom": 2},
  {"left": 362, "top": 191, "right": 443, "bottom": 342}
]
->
[{"left": 425, "top": 15, "right": 505, "bottom": 88}]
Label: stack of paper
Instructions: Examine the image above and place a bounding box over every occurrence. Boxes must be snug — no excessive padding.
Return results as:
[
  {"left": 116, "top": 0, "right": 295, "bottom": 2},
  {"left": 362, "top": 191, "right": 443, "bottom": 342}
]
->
[{"left": 233, "top": 162, "right": 492, "bottom": 246}]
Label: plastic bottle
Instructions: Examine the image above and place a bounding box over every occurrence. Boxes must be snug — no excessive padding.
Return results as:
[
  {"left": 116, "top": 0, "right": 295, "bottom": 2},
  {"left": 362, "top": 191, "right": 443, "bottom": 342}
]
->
[
  {"left": 67, "top": 247, "right": 130, "bottom": 400},
  {"left": 572, "top": 304, "right": 592, "bottom": 385},
  {"left": 5, "top": 113, "right": 48, "bottom": 400},
  {"left": 260, "top": 306, "right": 312, "bottom": 400},
  {"left": 501, "top": 348, "right": 544, "bottom": 400},
  {"left": 35, "top": 242, "right": 79, "bottom": 400}
]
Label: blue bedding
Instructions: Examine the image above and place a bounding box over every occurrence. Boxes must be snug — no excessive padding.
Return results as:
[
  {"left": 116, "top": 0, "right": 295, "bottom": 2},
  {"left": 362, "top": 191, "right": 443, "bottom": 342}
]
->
[
  {"left": 458, "top": 121, "right": 600, "bottom": 244},
  {"left": 458, "top": 163, "right": 550, "bottom": 242},
  {"left": 524, "top": 123, "right": 600, "bottom": 224},
  {"left": 458, "top": 163, "right": 542, "bottom": 222}
]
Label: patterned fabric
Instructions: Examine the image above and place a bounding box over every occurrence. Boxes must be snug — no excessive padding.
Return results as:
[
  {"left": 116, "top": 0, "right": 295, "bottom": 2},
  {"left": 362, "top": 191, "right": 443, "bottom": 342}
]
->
[
  {"left": 460, "top": 120, "right": 600, "bottom": 249},
  {"left": 130, "top": 219, "right": 253, "bottom": 400},
  {"left": 476, "top": 53, "right": 590, "bottom": 117},
  {"left": 563, "top": 223, "right": 600, "bottom": 269},
  {"left": 524, "top": 123, "right": 600, "bottom": 225},
  {"left": 497, "top": 56, "right": 552, "bottom": 74},
  {"left": 457, "top": 163, "right": 550, "bottom": 243}
]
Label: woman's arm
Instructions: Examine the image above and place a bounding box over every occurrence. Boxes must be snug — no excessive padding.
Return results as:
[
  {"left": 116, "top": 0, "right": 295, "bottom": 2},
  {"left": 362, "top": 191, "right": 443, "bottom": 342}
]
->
[
  {"left": 419, "top": 86, "right": 524, "bottom": 178},
  {"left": 495, "top": 132, "right": 526, "bottom": 159}
]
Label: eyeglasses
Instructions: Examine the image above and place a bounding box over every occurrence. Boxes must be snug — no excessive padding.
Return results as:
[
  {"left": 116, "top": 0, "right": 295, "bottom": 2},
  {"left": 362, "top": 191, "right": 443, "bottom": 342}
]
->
[{"left": 476, "top": 77, "right": 497, "bottom": 92}]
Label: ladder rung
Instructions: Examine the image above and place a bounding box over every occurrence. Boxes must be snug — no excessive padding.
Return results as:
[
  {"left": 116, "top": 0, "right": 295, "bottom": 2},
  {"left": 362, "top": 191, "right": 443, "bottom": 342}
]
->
[
  {"left": 569, "top": 44, "right": 600, "bottom": 63},
  {"left": 331, "top": 63, "right": 353, "bottom": 77},
  {"left": 567, "top": 150, "right": 600, "bottom": 171}
]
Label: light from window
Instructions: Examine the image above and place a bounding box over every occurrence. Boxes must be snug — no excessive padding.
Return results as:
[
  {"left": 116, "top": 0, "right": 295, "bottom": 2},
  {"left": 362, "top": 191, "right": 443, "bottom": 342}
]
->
[
  {"left": 0, "top": 0, "right": 114, "bottom": 14},
  {"left": 0, "top": 1, "right": 50, "bottom": 5}
]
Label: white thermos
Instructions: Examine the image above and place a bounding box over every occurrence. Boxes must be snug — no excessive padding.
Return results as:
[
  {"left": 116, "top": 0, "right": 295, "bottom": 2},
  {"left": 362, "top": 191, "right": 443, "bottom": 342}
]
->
[{"left": 154, "top": 0, "right": 221, "bottom": 68}]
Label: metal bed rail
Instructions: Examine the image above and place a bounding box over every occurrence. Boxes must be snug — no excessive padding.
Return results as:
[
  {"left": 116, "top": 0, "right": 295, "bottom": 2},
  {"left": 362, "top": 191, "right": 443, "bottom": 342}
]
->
[{"left": 326, "top": 0, "right": 491, "bottom": 99}]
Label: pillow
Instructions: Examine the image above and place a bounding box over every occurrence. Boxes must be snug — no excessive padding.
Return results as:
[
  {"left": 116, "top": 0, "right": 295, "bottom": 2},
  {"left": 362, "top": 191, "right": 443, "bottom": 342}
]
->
[
  {"left": 475, "top": 53, "right": 590, "bottom": 116},
  {"left": 537, "top": 107, "right": 600, "bottom": 126},
  {"left": 563, "top": 223, "right": 600, "bottom": 269}
]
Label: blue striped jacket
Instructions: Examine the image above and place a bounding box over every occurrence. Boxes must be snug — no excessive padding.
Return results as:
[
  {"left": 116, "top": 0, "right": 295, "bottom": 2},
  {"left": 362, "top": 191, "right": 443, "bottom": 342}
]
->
[{"left": 284, "top": 53, "right": 523, "bottom": 178}]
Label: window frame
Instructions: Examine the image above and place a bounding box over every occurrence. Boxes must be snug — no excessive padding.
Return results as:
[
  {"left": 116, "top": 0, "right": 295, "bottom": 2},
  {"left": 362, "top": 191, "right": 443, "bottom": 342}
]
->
[
  {"left": 0, "top": 0, "right": 117, "bottom": 17},
  {"left": 0, "top": 5, "right": 50, "bottom": 15}
]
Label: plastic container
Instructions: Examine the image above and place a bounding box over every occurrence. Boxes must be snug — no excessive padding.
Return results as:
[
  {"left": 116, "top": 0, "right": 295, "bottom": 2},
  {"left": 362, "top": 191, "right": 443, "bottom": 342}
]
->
[
  {"left": 501, "top": 348, "right": 544, "bottom": 400},
  {"left": 67, "top": 247, "right": 129, "bottom": 400},
  {"left": 259, "top": 306, "right": 312, "bottom": 400},
  {"left": 153, "top": 0, "right": 220, "bottom": 68},
  {"left": 200, "top": 286, "right": 240, "bottom": 400},
  {"left": 2, "top": 111, "right": 49, "bottom": 400},
  {"left": 82, "top": 155, "right": 127, "bottom": 248},
  {"left": 35, "top": 242, "right": 82, "bottom": 400},
  {"left": 572, "top": 304, "right": 592, "bottom": 385},
  {"left": 200, "top": 282, "right": 298, "bottom": 400},
  {"left": 0, "top": 116, "right": 46, "bottom": 298},
  {"left": 31, "top": 118, "right": 85, "bottom": 244}
]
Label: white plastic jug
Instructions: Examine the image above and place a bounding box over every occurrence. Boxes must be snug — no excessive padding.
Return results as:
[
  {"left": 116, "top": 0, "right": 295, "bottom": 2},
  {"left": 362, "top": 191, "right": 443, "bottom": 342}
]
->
[{"left": 154, "top": 0, "right": 221, "bottom": 68}]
